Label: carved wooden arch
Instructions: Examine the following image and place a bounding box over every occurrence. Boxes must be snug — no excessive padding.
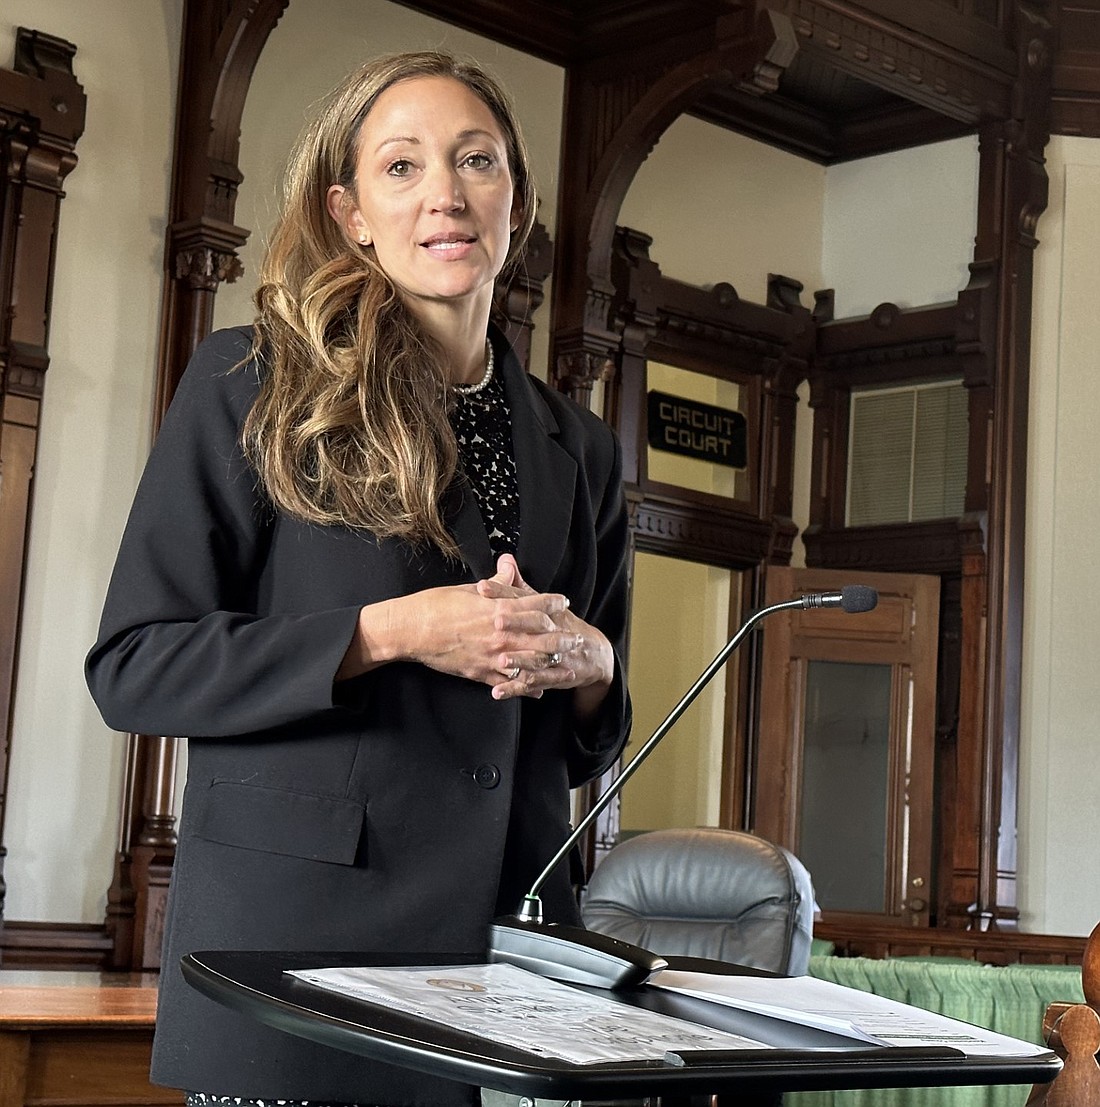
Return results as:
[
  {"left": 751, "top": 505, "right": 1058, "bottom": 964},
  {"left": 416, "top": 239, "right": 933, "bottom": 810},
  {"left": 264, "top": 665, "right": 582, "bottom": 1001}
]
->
[
  {"left": 156, "top": 0, "right": 291, "bottom": 418},
  {"left": 550, "top": 10, "right": 798, "bottom": 401}
]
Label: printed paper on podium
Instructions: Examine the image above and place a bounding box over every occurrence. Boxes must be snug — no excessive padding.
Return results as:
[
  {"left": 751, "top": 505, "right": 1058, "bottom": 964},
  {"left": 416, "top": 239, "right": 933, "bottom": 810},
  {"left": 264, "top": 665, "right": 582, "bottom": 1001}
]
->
[
  {"left": 287, "top": 963, "right": 770, "bottom": 1065},
  {"left": 650, "top": 970, "right": 1051, "bottom": 1057}
]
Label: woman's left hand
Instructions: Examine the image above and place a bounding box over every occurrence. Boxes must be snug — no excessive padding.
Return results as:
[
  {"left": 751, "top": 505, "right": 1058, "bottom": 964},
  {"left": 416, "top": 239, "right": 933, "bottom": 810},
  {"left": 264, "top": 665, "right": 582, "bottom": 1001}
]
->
[{"left": 477, "top": 554, "right": 614, "bottom": 711}]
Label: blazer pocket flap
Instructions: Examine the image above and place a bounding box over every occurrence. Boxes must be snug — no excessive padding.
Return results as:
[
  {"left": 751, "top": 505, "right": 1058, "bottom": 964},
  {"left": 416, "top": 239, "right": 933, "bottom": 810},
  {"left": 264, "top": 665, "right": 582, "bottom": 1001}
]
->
[{"left": 194, "top": 780, "right": 365, "bottom": 865}]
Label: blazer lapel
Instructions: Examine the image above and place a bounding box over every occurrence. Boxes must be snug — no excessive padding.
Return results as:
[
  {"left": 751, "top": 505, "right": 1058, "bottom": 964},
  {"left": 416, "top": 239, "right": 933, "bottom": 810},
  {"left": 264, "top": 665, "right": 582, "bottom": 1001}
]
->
[
  {"left": 444, "top": 478, "right": 495, "bottom": 581},
  {"left": 500, "top": 348, "right": 576, "bottom": 594}
]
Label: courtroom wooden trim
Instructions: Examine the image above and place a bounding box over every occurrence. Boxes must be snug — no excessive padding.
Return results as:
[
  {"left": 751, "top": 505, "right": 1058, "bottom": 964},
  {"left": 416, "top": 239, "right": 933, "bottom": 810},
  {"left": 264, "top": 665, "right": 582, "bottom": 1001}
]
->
[
  {"left": 816, "top": 920, "right": 1088, "bottom": 965},
  {"left": 1051, "top": 1, "right": 1100, "bottom": 138},
  {"left": 800, "top": 54, "right": 1053, "bottom": 931},
  {"left": 0, "top": 29, "right": 86, "bottom": 944},
  {"left": 0, "top": 923, "right": 112, "bottom": 971},
  {"left": 608, "top": 228, "right": 810, "bottom": 558},
  {"left": 109, "top": 0, "right": 292, "bottom": 972}
]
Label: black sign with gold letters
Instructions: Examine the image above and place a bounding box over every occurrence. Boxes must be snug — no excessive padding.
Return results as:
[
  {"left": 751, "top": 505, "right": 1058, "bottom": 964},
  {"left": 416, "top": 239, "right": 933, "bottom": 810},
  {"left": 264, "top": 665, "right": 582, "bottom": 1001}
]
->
[{"left": 646, "top": 391, "right": 747, "bottom": 469}]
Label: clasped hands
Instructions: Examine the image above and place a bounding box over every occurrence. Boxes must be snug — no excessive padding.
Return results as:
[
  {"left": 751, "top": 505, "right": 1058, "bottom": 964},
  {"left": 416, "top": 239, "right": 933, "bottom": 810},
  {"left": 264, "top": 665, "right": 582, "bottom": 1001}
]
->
[
  {"left": 475, "top": 553, "right": 612, "bottom": 703},
  {"left": 338, "top": 554, "right": 613, "bottom": 711}
]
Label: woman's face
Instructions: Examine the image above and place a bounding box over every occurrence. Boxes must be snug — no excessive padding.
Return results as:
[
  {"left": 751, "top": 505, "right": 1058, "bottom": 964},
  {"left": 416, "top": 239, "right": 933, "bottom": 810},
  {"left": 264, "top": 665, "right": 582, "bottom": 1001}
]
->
[{"left": 329, "top": 75, "right": 521, "bottom": 322}]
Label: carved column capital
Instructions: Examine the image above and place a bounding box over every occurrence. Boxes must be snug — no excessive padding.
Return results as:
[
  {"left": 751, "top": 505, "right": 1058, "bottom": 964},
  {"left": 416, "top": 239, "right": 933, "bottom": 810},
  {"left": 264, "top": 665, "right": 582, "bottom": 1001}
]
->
[
  {"left": 169, "top": 217, "right": 248, "bottom": 292},
  {"left": 552, "top": 345, "right": 616, "bottom": 408},
  {"left": 174, "top": 245, "right": 244, "bottom": 291}
]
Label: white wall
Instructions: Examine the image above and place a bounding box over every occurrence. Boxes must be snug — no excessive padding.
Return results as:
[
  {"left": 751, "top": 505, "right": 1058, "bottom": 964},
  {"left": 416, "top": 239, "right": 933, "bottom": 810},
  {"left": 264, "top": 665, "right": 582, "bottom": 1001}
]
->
[
  {"left": 620, "top": 116, "right": 825, "bottom": 301},
  {"left": 1, "top": 0, "right": 182, "bottom": 922},
  {"left": 821, "top": 135, "right": 980, "bottom": 318},
  {"left": 1019, "top": 136, "right": 1100, "bottom": 935}
]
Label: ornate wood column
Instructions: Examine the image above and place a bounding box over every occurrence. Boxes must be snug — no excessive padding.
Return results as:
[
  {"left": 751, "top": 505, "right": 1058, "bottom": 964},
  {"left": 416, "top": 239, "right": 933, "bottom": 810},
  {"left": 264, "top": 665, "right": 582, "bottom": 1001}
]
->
[
  {"left": 946, "top": 0, "right": 1053, "bottom": 930},
  {"left": 0, "top": 30, "right": 86, "bottom": 944},
  {"left": 107, "top": 0, "right": 289, "bottom": 970}
]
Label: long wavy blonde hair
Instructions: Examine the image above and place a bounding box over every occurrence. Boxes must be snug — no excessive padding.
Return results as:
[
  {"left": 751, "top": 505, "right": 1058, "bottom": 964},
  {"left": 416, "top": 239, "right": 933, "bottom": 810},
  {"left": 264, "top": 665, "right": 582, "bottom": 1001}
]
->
[{"left": 244, "top": 52, "right": 537, "bottom": 554}]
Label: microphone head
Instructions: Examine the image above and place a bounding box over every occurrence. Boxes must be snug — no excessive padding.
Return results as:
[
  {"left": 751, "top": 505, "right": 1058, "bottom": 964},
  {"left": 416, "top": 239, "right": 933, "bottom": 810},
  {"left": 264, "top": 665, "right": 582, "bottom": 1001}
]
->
[{"left": 840, "top": 585, "right": 878, "bottom": 613}]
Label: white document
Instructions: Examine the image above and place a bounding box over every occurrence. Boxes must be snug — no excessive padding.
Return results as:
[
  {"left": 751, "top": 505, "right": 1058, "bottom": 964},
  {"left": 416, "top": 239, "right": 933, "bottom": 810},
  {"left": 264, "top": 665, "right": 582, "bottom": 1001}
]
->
[
  {"left": 286, "top": 962, "right": 771, "bottom": 1065},
  {"left": 650, "top": 970, "right": 1051, "bottom": 1057}
]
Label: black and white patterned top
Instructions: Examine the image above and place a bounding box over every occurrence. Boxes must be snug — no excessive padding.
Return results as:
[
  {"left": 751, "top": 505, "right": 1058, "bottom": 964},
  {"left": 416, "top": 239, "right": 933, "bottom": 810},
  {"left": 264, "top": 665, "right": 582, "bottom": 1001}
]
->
[{"left": 449, "top": 361, "right": 520, "bottom": 557}]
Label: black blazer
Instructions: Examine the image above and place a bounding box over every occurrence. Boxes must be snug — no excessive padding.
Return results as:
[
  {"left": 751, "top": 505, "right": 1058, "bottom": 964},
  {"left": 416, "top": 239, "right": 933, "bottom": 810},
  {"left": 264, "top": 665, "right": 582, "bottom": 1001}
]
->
[{"left": 86, "top": 326, "right": 632, "bottom": 1105}]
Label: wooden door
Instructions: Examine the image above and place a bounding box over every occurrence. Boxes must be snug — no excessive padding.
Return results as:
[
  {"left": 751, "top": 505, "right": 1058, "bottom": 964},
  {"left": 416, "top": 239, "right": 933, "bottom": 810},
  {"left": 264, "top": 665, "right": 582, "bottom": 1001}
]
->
[{"left": 753, "top": 567, "right": 940, "bottom": 927}]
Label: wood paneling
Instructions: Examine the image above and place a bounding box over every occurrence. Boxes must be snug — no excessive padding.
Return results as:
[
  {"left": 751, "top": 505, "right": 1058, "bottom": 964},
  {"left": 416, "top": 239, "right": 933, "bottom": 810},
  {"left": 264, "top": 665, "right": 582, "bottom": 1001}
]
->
[{"left": 817, "top": 919, "right": 1088, "bottom": 964}]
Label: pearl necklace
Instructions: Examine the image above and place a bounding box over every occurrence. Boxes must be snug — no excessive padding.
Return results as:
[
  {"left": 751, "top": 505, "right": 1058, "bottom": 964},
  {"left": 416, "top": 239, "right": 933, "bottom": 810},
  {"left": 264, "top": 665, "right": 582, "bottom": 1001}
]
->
[{"left": 451, "top": 340, "right": 494, "bottom": 396}]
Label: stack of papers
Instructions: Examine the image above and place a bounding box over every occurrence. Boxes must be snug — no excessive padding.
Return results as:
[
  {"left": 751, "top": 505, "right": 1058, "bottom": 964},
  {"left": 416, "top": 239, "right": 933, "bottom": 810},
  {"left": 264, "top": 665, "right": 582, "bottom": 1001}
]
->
[
  {"left": 649, "top": 970, "right": 1050, "bottom": 1058},
  {"left": 285, "top": 963, "right": 1051, "bottom": 1065},
  {"left": 287, "top": 963, "right": 768, "bottom": 1065}
]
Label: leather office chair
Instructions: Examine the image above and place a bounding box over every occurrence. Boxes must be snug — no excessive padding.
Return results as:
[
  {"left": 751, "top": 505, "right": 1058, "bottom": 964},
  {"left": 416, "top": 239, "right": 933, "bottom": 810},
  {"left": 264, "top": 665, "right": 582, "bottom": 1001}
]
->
[{"left": 581, "top": 827, "right": 816, "bottom": 976}]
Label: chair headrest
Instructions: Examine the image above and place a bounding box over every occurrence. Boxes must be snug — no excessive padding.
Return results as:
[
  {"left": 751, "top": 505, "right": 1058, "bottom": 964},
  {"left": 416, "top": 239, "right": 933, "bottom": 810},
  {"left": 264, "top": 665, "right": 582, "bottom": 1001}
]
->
[{"left": 583, "top": 828, "right": 811, "bottom": 918}]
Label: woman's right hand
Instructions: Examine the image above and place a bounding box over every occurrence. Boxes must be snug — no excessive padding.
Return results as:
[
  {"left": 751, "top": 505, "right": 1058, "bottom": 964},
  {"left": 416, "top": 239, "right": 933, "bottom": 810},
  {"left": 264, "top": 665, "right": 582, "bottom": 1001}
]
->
[{"left": 335, "top": 573, "right": 581, "bottom": 693}]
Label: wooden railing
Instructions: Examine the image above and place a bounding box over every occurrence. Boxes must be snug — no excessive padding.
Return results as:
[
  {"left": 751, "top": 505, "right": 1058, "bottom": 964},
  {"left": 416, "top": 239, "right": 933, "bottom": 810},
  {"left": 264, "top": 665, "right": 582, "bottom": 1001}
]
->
[{"left": 815, "top": 921, "right": 1089, "bottom": 966}]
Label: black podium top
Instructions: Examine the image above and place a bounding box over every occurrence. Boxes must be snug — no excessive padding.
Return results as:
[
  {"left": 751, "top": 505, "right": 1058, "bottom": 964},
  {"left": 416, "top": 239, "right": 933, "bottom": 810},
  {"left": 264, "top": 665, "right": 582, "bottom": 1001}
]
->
[{"left": 182, "top": 951, "right": 1061, "bottom": 1101}]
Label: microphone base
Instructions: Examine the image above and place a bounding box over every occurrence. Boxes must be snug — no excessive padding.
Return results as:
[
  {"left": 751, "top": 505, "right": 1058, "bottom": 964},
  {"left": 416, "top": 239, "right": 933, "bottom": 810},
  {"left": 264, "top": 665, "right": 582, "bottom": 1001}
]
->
[{"left": 488, "top": 916, "right": 667, "bottom": 990}]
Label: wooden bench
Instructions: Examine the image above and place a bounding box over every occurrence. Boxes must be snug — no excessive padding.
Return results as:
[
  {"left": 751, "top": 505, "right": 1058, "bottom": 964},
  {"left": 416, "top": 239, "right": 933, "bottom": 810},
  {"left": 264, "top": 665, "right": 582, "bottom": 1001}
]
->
[{"left": 0, "top": 971, "right": 181, "bottom": 1107}]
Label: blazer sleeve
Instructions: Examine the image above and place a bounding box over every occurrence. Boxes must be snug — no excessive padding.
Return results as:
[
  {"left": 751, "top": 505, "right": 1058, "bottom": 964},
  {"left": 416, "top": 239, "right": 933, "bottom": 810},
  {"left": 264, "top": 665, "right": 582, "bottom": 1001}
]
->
[
  {"left": 85, "top": 328, "right": 363, "bottom": 739},
  {"left": 564, "top": 424, "right": 633, "bottom": 788}
]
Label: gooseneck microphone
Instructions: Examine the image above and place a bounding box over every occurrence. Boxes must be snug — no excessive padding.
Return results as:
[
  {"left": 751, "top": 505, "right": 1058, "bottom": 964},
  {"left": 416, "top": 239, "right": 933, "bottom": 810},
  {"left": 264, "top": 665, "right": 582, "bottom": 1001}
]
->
[{"left": 488, "top": 585, "right": 879, "bottom": 989}]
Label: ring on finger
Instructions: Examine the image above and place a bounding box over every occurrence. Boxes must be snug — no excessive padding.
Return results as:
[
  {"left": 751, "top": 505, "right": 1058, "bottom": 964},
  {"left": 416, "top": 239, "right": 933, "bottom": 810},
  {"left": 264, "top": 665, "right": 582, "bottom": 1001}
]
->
[
  {"left": 507, "top": 665, "right": 521, "bottom": 680},
  {"left": 547, "top": 652, "right": 562, "bottom": 667}
]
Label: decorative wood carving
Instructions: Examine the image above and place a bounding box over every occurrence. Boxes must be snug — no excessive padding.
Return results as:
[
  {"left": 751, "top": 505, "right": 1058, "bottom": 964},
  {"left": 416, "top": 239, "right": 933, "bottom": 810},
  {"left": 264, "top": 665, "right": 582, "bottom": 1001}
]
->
[
  {"left": 494, "top": 219, "right": 554, "bottom": 371},
  {"left": 551, "top": 8, "right": 801, "bottom": 411},
  {"left": 798, "top": 0, "right": 1053, "bottom": 928},
  {"left": 597, "top": 228, "right": 811, "bottom": 846},
  {"left": 804, "top": 295, "right": 1000, "bottom": 932},
  {"left": 1051, "top": 1, "right": 1100, "bottom": 137},
  {"left": 107, "top": 0, "right": 291, "bottom": 971},
  {"left": 632, "top": 495, "right": 779, "bottom": 567},
  {"left": 0, "top": 29, "right": 86, "bottom": 953},
  {"left": 772, "top": 0, "right": 1016, "bottom": 123},
  {"left": 607, "top": 227, "right": 811, "bottom": 557},
  {"left": 955, "top": 0, "right": 1052, "bottom": 929},
  {"left": 803, "top": 520, "right": 968, "bottom": 575},
  {"left": 804, "top": 300, "right": 962, "bottom": 543},
  {"left": 801, "top": 119, "right": 1049, "bottom": 933}
]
